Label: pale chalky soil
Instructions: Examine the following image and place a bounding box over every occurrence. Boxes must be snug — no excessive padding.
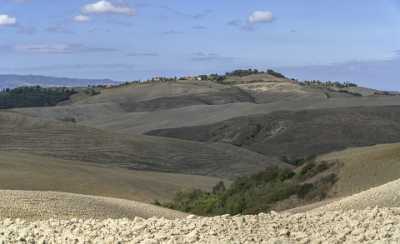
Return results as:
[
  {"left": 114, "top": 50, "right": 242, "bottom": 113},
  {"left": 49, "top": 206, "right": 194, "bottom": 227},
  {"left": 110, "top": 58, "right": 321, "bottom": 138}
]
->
[{"left": 1, "top": 208, "right": 400, "bottom": 244}]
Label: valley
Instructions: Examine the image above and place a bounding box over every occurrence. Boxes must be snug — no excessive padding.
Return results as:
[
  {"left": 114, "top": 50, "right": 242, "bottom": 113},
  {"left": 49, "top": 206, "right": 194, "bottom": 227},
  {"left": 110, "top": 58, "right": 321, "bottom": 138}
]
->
[
  {"left": 1, "top": 71, "right": 400, "bottom": 242},
  {"left": 2, "top": 1, "right": 398, "bottom": 242}
]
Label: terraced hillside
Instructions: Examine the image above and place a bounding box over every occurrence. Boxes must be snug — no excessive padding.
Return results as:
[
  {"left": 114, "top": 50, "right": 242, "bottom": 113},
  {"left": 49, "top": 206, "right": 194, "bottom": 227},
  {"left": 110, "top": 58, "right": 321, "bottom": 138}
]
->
[
  {"left": 148, "top": 106, "right": 400, "bottom": 161},
  {"left": 0, "top": 111, "right": 283, "bottom": 178}
]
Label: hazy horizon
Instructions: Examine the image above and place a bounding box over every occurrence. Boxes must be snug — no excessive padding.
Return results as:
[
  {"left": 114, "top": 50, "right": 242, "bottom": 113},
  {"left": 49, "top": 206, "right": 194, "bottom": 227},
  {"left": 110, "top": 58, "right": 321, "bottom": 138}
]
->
[{"left": 1, "top": 0, "right": 399, "bottom": 90}]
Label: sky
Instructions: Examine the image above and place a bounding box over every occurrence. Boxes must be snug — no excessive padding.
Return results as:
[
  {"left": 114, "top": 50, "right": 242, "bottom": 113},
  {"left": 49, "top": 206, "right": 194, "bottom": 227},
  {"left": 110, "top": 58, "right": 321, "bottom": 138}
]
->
[{"left": 0, "top": 0, "right": 400, "bottom": 90}]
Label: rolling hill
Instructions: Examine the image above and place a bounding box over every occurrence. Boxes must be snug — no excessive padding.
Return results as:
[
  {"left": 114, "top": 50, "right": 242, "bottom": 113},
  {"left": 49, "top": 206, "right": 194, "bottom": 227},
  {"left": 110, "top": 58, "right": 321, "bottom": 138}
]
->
[
  {"left": 147, "top": 106, "right": 400, "bottom": 162},
  {"left": 11, "top": 76, "right": 400, "bottom": 136},
  {"left": 0, "top": 111, "right": 284, "bottom": 178},
  {"left": 317, "top": 143, "right": 400, "bottom": 198},
  {"left": 0, "top": 151, "right": 223, "bottom": 203},
  {"left": 0, "top": 190, "right": 186, "bottom": 220},
  {"left": 318, "top": 178, "right": 400, "bottom": 211},
  {"left": 285, "top": 142, "right": 400, "bottom": 213},
  {"left": 2, "top": 71, "right": 400, "bottom": 219},
  {"left": 0, "top": 74, "right": 117, "bottom": 89}
]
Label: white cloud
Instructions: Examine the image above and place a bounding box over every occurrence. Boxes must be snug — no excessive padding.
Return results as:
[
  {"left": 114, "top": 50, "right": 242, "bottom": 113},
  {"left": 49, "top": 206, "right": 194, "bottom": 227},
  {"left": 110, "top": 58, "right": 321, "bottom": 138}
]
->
[
  {"left": 15, "top": 44, "right": 72, "bottom": 53},
  {"left": 127, "top": 52, "right": 159, "bottom": 57},
  {"left": 82, "top": 1, "right": 135, "bottom": 16},
  {"left": 10, "top": 0, "right": 31, "bottom": 3},
  {"left": 248, "top": 11, "right": 273, "bottom": 24},
  {"left": 0, "top": 14, "right": 17, "bottom": 27},
  {"left": 12, "top": 44, "right": 117, "bottom": 54},
  {"left": 1, "top": 0, "right": 30, "bottom": 3},
  {"left": 191, "top": 52, "right": 234, "bottom": 62},
  {"left": 74, "top": 15, "right": 90, "bottom": 22}
]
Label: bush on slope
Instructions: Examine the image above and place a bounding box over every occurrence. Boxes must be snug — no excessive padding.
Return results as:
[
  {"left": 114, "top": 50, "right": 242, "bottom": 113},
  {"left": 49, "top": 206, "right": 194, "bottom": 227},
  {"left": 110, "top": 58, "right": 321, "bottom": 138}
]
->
[{"left": 159, "top": 162, "right": 337, "bottom": 216}]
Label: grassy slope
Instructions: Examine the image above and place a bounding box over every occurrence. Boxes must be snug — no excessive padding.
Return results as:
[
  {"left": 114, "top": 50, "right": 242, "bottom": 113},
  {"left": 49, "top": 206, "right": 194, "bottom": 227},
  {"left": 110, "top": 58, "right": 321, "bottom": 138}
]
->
[
  {"left": 148, "top": 106, "right": 400, "bottom": 161},
  {"left": 0, "top": 111, "right": 283, "bottom": 178},
  {"left": 3, "top": 77, "right": 400, "bottom": 214},
  {"left": 287, "top": 143, "right": 400, "bottom": 213},
  {"left": 76, "top": 80, "right": 255, "bottom": 112},
  {"left": 317, "top": 177, "right": 400, "bottom": 211},
  {"left": 8, "top": 77, "right": 400, "bottom": 136},
  {"left": 161, "top": 142, "right": 400, "bottom": 215},
  {"left": 0, "top": 151, "right": 223, "bottom": 203},
  {"left": 13, "top": 95, "right": 400, "bottom": 135},
  {"left": 318, "top": 143, "right": 400, "bottom": 197},
  {"left": 0, "top": 190, "right": 187, "bottom": 220},
  {"left": 75, "top": 80, "right": 229, "bottom": 104}
]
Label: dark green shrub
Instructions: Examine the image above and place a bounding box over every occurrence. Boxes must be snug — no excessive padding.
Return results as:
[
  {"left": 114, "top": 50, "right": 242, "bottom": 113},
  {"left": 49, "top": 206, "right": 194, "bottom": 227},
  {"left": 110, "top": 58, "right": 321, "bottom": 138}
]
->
[
  {"left": 161, "top": 166, "right": 337, "bottom": 216},
  {"left": 297, "top": 184, "right": 314, "bottom": 198},
  {"left": 267, "top": 69, "right": 286, "bottom": 78},
  {"left": 0, "top": 86, "right": 77, "bottom": 109},
  {"left": 153, "top": 200, "right": 162, "bottom": 206},
  {"left": 299, "top": 162, "right": 316, "bottom": 176},
  {"left": 226, "top": 69, "right": 261, "bottom": 77},
  {"left": 212, "top": 181, "right": 226, "bottom": 194},
  {"left": 298, "top": 161, "right": 331, "bottom": 180}
]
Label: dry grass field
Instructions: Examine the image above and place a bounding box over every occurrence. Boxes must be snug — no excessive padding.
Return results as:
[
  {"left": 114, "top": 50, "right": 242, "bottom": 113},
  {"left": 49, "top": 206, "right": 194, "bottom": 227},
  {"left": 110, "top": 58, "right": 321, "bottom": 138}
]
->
[
  {"left": 11, "top": 77, "right": 400, "bottom": 136},
  {"left": 0, "top": 111, "right": 282, "bottom": 178},
  {"left": 147, "top": 106, "right": 400, "bottom": 161},
  {"left": 318, "top": 143, "right": 400, "bottom": 197},
  {"left": 13, "top": 95, "right": 400, "bottom": 136},
  {"left": 0, "top": 151, "right": 224, "bottom": 203},
  {"left": 0, "top": 190, "right": 187, "bottom": 220},
  {"left": 2, "top": 75, "right": 400, "bottom": 222},
  {"left": 318, "top": 177, "right": 400, "bottom": 211}
]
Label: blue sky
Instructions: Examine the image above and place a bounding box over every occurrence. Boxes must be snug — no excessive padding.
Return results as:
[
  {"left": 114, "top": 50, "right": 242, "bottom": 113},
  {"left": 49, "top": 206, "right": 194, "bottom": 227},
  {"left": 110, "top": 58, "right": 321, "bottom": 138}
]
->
[{"left": 0, "top": 0, "right": 399, "bottom": 89}]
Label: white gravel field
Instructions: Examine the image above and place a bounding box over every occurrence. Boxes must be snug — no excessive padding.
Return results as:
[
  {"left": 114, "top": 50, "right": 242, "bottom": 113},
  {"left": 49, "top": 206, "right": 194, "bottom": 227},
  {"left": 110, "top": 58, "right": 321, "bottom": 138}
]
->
[
  {"left": 1, "top": 208, "right": 400, "bottom": 243},
  {"left": 2, "top": 177, "right": 400, "bottom": 243}
]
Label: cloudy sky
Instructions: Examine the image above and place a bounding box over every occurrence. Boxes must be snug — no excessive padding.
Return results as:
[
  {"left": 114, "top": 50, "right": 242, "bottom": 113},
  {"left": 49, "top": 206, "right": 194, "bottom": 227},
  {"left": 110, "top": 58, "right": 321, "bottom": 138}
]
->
[{"left": 0, "top": 0, "right": 399, "bottom": 89}]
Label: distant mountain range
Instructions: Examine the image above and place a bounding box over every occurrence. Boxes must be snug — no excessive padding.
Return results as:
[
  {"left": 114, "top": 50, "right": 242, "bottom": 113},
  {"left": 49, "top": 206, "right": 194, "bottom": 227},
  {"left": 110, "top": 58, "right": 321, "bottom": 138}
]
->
[{"left": 0, "top": 74, "right": 119, "bottom": 89}]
